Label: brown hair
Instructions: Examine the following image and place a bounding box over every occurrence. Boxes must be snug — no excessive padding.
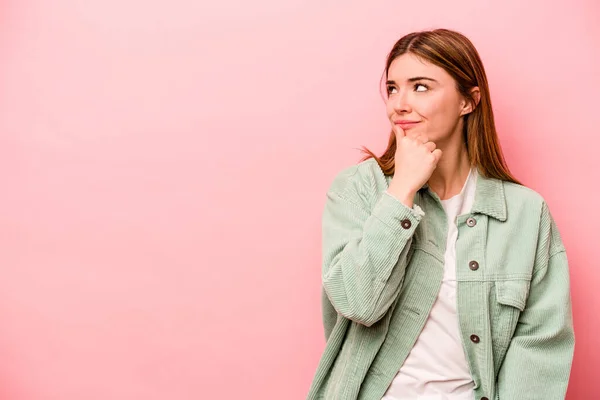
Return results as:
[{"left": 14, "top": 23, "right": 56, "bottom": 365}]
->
[{"left": 361, "top": 28, "right": 520, "bottom": 184}]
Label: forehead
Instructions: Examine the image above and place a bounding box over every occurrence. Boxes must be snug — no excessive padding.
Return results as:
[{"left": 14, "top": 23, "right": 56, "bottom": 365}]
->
[{"left": 387, "top": 53, "right": 452, "bottom": 82}]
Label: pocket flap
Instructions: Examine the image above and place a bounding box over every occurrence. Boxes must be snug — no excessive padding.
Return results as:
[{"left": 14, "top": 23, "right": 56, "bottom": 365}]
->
[{"left": 495, "top": 280, "right": 530, "bottom": 311}]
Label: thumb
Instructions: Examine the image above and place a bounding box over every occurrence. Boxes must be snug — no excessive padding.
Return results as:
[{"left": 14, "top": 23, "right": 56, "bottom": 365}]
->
[{"left": 393, "top": 124, "right": 406, "bottom": 139}]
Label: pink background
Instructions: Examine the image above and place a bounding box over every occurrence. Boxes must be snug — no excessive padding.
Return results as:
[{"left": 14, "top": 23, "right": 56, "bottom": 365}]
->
[{"left": 1, "top": 0, "right": 598, "bottom": 399}]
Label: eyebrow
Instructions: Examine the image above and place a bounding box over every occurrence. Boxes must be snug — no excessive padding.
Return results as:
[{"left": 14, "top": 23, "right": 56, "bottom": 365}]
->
[{"left": 386, "top": 77, "right": 438, "bottom": 84}]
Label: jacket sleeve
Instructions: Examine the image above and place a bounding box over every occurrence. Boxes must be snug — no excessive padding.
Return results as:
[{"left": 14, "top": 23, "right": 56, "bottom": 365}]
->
[
  {"left": 321, "top": 176, "right": 423, "bottom": 328},
  {"left": 496, "top": 204, "right": 575, "bottom": 399}
]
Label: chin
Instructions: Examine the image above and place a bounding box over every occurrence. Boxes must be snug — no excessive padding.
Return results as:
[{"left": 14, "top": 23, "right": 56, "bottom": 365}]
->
[{"left": 407, "top": 130, "right": 427, "bottom": 139}]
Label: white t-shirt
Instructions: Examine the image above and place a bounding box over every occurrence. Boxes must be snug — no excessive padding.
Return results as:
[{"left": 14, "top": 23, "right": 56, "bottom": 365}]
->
[{"left": 382, "top": 168, "right": 478, "bottom": 400}]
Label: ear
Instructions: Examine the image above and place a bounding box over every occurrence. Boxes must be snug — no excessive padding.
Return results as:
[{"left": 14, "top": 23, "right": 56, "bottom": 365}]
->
[{"left": 460, "top": 87, "right": 481, "bottom": 116}]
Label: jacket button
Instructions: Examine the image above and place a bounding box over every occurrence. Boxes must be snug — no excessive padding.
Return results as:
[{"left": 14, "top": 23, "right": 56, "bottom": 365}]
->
[
  {"left": 467, "top": 217, "right": 477, "bottom": 227},
  {"left": 469, "top": 261, "right": 479, "bottom": 271},
  {"left": 401, "top": 219, "right": 412, "bottom": 229},
  {"left": 470, "top": 334, "right": 480, "bottom": 343}
]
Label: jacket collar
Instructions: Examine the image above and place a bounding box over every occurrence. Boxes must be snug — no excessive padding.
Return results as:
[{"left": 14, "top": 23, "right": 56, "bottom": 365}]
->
[
  {"left": 417, "top": 167, "right": 507, "bottom": 221},
  {"left": 470, "top": 170, "right": 507, "bottom": 221}
]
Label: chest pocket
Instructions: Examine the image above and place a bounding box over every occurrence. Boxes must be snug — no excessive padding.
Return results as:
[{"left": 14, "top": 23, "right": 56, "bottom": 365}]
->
[
  {"left": 496, "top": 280, "right": 529, "bottom": 311},
  {"left": 490, "top": 279, "right": 531, "bottom": 374}
]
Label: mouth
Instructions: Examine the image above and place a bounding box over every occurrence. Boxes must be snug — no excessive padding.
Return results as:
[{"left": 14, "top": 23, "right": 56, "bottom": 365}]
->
[{"left": 394, "top": 120, "right": 421, "bottom": 130}]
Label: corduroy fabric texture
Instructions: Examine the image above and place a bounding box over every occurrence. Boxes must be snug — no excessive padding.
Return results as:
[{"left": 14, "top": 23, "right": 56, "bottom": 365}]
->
[{"left": 307, "top": 159, "right": 574, "bottom": 400}]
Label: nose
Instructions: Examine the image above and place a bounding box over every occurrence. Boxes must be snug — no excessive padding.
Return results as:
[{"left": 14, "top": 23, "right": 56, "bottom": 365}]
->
[{"left": 393, "top": 90, "right": 412, "bottom": 114}]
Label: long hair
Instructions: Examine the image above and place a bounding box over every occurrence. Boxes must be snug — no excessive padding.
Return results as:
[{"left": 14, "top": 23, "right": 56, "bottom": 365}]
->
[{"left": 361, "top": 28, "right": 520, "bottom": 184}]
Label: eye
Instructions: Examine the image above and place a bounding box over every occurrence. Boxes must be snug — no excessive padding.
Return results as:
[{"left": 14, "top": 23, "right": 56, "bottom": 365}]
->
[
  {"left": 386, "top": 86, "right": 397, "bottom": 95},
  {"left": 415, "top": 83, "right": 429, "bottom": 92}
]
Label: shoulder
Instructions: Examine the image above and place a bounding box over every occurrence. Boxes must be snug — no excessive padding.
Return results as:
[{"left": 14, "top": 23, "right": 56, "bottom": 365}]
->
[
  {"left": 502, "top": 180, "right": 547, "bottom": 212},
  {"left": 501, "top": 180, "right": 565, "bottom": 255},
  {"left": 324, "top": 158, "right": 391, "bottom": 210},
  {"left": 327, "top": 158, "right": 389, "bottom": 199}
]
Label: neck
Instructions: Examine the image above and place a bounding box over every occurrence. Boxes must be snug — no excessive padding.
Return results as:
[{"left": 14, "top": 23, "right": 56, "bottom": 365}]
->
[{"left": 428, "top": 133, "right": 472, "bottom": 200}]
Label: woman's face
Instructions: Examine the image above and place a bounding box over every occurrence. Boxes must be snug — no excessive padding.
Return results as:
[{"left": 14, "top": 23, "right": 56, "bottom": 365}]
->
[{"left": 385, "top": 53, "right": 474, "bottom": 143}]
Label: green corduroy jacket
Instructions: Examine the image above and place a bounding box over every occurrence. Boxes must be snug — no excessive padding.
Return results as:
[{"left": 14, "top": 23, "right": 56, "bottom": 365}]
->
[{"left": 307, "top": 159, "right": 574, "bottom": 400}]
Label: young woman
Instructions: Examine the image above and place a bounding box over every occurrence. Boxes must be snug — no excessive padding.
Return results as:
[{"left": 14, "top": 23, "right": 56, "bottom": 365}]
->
[{"left": 307, "top": 29, "right": 574, "bottom": 400}]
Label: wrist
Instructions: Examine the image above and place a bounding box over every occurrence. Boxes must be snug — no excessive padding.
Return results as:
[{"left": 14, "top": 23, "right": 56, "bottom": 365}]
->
[{"left": 386, "top": 184, "right": 417, "bottom": 208}]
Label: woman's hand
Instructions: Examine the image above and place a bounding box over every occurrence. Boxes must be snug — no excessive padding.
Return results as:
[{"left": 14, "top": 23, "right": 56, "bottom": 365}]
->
[{"left": 387, "top": 125, "right": 442, "bottom": 207}]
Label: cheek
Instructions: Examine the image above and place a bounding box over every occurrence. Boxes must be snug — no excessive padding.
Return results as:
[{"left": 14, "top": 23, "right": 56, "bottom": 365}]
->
[
  {"left": 385, "top": 100, "right": 395, "bottom": 119},
  {"left": 418, "top": 94, "right": 457, "bottom": 125},
  {"left": 413, "top": 94, "right": 442, "bottom": 119}
]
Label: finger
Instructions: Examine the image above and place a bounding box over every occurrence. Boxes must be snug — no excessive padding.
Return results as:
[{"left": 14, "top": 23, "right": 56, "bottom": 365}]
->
[
  {"left": 432, "top": 149, "right": 443, "bottom": 163},
  {"left": 423, "top": 141, "right": 436, "bottom": 152},
  {"left": 393, "top": 124, "right": 406, "bottom": 139}
]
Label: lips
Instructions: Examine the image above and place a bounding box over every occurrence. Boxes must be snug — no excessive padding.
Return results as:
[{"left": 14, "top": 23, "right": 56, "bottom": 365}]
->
[{"left": 394, "top": 121, "right": 421, "bottom": 129}]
